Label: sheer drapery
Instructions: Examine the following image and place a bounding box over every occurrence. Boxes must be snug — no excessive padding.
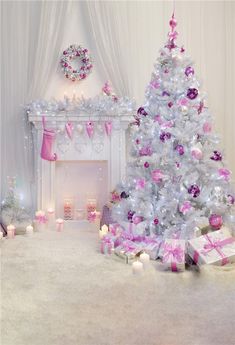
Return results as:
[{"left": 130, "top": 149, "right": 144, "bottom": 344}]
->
[
  {"left": 1, "top": 1, "right": 71, "bottom": 206},
  {"left": 81, "top": 1, "right": 235, "bottom": 177}
]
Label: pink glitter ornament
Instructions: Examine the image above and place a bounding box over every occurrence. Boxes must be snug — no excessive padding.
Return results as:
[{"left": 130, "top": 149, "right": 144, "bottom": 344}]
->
[
  {"left": 153, "top": 218, "right": 159, "bottom": 225},
  {"left": 133, "top": 215, "right": 144, "bottom": 225},
  {"left": 191, "top": 147, "right": 203, "bottom": 160},
  {"left": 136, "top": 179, "right": 146, "bottom": 189},
  {"left": 144, "top": 162, "right": 149, "bottom": 168},
  {"left": 203, "top": 122, "right": 212, "bottom": 133},
  {"left": 209, "top": 214, "right": 223, "bottom": 230},
  {"left": 152, "top": 169, "right": 164, "bottom": 183},
  {"left": 218, "top": 168, "right": 231, "bottom": 181}
]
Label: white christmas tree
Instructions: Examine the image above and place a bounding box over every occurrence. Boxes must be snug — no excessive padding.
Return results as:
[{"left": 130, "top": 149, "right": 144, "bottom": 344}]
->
[{"left": 112, "top": 14, "right": 235, "bottom": 239}]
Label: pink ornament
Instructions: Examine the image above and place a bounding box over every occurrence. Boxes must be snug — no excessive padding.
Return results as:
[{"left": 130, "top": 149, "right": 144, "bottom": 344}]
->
[
  {"left": 144, "top": 162, "right": 149, "bottom": 168},
  {"left": 178, "top": 98, "right": 188, "bottom": 106},
  {"left": 179, "top": 201, "right": 192, "bottom": 214},
  {"left": 151, "top": 169, "right": 164, "bottom": 183},
  {"left": 86, "top": 121, "right": 94, "bottom": 138},
  {"left": 203, "top": 122, "right": 212, "bottom": 133},
  {"left": 136, "top": 179, "right": 146, "bottom": 189},
  {"left": 154, "top": 115, "right": 163, "bottom": 124},
  {"left": 133, "top": 216, "right": 143, "bottom": 225},
  {"left": 104, "top": 121, "right": 112, "bottom": 137},
  {"left": 139, "top": 145, "right": 153, "bottom": 157},
  {"left": 150, "top": 80, "right": 160, "bottom": 89},
  {"left": 153, "top": 218, "right": 159, "bottom": 225},
  {"left": 209, "top": 214, "right": 223, "bottom": 230},
  {"left": 218, "top": 168, "right": 231, "bottom": 181},
  {"left": 65, "top": 122, "right": 73, "bottom": 140},
  {"left": 191, "top": 148, "right": 203, "bottom": 160}
]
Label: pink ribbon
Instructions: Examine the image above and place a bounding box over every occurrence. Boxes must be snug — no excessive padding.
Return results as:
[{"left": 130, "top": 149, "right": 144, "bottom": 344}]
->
[
  {"left": 35, "top": 215, "right": 47, "bottom": 224},
  {"left": 194, "top": 234, "right": 235, "bottom": 266},
  {"left": 122, "top": 241, "right": 137, "bottom": 253},
  {"left": 162, "top": 243, "right": 184, "bottom": 272}
]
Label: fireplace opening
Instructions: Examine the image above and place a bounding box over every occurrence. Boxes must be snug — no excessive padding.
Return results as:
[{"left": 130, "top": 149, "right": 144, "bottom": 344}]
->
[{"left": 55, "top": 160, "right": 108, "bottom": 220}]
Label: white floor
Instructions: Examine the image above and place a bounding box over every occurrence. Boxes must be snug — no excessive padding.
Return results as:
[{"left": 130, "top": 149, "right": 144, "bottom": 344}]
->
[{"left": 1, "top": 223, "right": 235, "bottom": 345}]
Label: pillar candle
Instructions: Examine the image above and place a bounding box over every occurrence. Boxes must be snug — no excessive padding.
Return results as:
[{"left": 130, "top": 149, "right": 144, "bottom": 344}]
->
[
  {"left": 99, "top": 224, "right": 109, "bottom": 238},
  {"left": 26, "top": 225, "right": 34, "bottom": 236},
  {"left": 56, "top": 218, "right": 64, "bottom": 232},
  {"left": 132, "top": 261, "right": 143, "bottom": 275},
  {"left": 139, "top": 252, "right": 150, "bottom": 268},
  {"left": 7, "top": 224, "right": 15, "bottom": 239},
  {"left": 47, "top": 208, "right": 55, "bottom": 229}
]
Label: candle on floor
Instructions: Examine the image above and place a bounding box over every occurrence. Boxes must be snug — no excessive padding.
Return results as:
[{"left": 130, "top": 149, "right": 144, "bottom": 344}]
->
[
  {"left": 139, "top": 252, "right": 150, "bottom": 268},
  {"left": 47, "top": 208, "right": 55, "bottom": 228},
  {"left": 99, "top": 224, "right": 108, "bottom": 238},
  {"left": 56, "top": 218, "right": 64, "bottom": 232},
  {"left": 26, "top": 225, "right": 34, "bottom": 236},
  {"left": 7, "top": 224, "right": 15, "bottom": 239},
  {"left": 132, "top": 261, "right": 143, "bottom": 275}
]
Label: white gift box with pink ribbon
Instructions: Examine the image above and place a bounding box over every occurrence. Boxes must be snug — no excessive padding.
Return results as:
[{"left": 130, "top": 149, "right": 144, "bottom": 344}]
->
[
  {"left": 187, "top": 229, "right": 235, "bottom": 266},
  {"left": 161, "top": 239, "right": 186, "bottom": 272}
]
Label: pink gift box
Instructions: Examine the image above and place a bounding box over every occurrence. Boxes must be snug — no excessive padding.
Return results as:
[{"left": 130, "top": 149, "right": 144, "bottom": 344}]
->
[
  {"left": 187, "top": 229, "right": 235, "bottom": 266},
  {"left": 100, "top": 235, "right": 115, "bottom": 255},
  {"left": 137, "top": 236, "right": 163, "bottom": 260},
  {"left": 161, "top": 239, "right": 185, "bottom": 272},
  {"left": 114, "top": 240, "right": 142, "bottom": 264}
]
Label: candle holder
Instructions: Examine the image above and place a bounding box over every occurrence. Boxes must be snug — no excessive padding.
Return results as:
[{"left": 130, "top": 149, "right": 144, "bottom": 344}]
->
[
  {"left": 86, "top": 198, "right": 97, "bottom": 213},
  {"left": 64, "top": 198, "right": 74, "bottom": 220}
]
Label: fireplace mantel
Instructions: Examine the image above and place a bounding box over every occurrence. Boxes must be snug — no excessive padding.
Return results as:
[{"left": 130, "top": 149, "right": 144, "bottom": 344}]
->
[{"left": 28, "top": 112, "right": 133, "bottom": 216}]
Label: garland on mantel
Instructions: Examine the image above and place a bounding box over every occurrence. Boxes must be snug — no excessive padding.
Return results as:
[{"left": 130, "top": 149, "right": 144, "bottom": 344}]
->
[{"left": 26, "top": 93, "right": 136, "bottom": 117}]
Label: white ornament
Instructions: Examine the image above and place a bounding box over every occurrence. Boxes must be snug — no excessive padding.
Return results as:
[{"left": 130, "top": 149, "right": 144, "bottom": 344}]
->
[{"left": 77, "top": 124, "right": 84, "bottom": 133}]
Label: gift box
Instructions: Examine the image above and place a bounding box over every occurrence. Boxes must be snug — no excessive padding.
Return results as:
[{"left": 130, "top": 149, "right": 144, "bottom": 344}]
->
[
  {"left": 115, "top": 240, "right": 142, "bottom": 264},
  {"left": 100, "top": 234, "right": 115, "bottom": 255},
  {"left": 134, "top": 235, "right": 163, "bottom": 260},
  {"left": 194, "top": 218, "right": 210, "bottom": 238},
  {"left": 109, "top": 223, "right": 125, "bottom": 236},
  {"left": 187, "top": 228, "right": 235, "bottom": 266},
  {"left": 161, "top": 239, "right": 186, "bottom": 272}
]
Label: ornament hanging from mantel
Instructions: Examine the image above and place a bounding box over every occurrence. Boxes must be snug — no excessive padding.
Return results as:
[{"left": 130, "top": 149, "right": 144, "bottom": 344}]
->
[{"left": 27, "top": 82, "right": 136, "bottom": 160}]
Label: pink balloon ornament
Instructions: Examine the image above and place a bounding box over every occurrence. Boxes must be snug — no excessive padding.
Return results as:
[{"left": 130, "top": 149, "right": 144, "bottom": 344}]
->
[{"left": 209, "top": 214, "right": 223, "bottom": 230}]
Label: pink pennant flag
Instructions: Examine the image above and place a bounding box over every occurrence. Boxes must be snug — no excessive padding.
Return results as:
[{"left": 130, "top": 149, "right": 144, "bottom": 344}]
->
[
  {"left": 86, "top": 121, "right": 94, "bottom": 138},
  {"left": 105, "top": 121, "right": 112, "bottom": 137},
  {"left": 65, "top": 122, "right": 73, "bottom": 140}
]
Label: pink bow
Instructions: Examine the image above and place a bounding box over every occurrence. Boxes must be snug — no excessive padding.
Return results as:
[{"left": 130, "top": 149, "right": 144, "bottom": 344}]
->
[
  {"left": 122, "top": 241, "right": 136, "bottom": 253},
  {"left": 35, "top": 215, "right": 47, "bottom": 224},
  {"left": 200, "top": 234, "right": 235, "bottom": 266},
  {"left": 162, "top": 243, "right": 184, "bottom": 272}
]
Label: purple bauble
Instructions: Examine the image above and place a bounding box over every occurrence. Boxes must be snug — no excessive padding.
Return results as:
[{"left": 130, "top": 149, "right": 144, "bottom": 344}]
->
[
  {"left": 160, "top": 132, "right": 171, "bottom": 142},
  {"left": 210, "top": 151, "right": 222, "bottom": 161},
  {"left": 162, "top": 91, "right": 170, "bottom": 97},
  {"left": 209, "top": 214, "right": 223, "bottom": 230},
  {"left": 227, "top": 194, "right": 235, "bottom": 205},
  {"left": 127, "top": 210, "right": 135, "bottom": 221},
  {"left": 185, "top": 66, "right": 194, "bottom": 77},
  {"left": 144, "top": 162, "right": 149, "bottom": 168},
  {"left": 187, "top": 88, "right": 198, "bottom": 100},
  {"left": 175, "top": 144, "right": 184, "bottom": 156},
  {"left": 121, "top": 191, "right": 129, "bottom": 199},
  {"left": 153, "top": 218, "right": 159, "bottom": 225},
  {"left": 188, "top": 184, "right": 200, "bottom": 198},
  {"left": 137, "top": 107, "right": 148, "bottom": 116},
  {"left": 168, "top": 102, "right": 173, "bottom": 108}
]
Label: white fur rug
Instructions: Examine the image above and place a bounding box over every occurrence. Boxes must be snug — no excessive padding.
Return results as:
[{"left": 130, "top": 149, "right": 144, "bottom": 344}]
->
[{"left": 1, "top": 223, "right": 235, "bottom": 345}]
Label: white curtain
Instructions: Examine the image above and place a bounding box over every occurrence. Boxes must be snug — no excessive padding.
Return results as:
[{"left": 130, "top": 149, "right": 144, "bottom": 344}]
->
[
  {"left": 1, "top": 1, "right": 71, "bottom": 207},
  {"left": 81, "top": 0, "right": 235, "bottom": 177}
]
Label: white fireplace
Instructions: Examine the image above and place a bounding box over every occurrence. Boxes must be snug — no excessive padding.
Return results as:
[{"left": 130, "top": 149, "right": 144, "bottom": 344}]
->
[{"left": 28, "top": 112, "right": 133, "bottom": 219}]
